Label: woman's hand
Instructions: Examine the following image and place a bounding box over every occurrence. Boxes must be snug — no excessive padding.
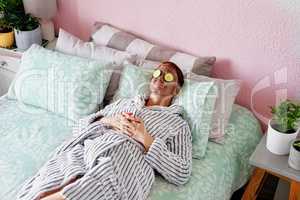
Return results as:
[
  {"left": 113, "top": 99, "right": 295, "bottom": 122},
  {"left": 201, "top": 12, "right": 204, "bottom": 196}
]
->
[
  {"left": 40, "top": 192, "right": 65, "bottom": 200},
  {"left": 99, "top": 114, "right": 131, "bottom": 131},
  {"left": 121, "top": 113, "right": 154, "bottom": 152}
]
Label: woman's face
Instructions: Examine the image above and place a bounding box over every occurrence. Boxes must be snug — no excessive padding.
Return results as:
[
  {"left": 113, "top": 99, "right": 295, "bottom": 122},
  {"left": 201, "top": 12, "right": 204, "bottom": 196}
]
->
[{"left": 149, "top": 64, "right": 180, "bottom": 97}]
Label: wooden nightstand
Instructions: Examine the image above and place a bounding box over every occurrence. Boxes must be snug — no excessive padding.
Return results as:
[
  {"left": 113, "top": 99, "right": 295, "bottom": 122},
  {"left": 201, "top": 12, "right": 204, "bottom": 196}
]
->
[
  {"left": 242, "top": 135, "right": 300, "bottom": 200},
  {"left": 0, "top": 39, "right": 57, "bottom": 96}
]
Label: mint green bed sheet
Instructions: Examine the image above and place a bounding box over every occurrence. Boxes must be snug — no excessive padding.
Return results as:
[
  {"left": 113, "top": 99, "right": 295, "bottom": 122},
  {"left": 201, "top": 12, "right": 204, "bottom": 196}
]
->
[{"left": 0, "top": 96, "right": 262, "bottom": 200}]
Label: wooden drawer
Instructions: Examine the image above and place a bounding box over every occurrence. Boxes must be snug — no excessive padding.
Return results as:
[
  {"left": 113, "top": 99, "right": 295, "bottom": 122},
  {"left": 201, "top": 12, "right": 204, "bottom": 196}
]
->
[
  {"left": 0, "top": 54, "right": 21, "bottom": 73},
  {"left": 0, "top": 67, "right": 15, "bottom": 96},
  {"left": 0, "top": 49, "right": 20, "bottom": 97}
]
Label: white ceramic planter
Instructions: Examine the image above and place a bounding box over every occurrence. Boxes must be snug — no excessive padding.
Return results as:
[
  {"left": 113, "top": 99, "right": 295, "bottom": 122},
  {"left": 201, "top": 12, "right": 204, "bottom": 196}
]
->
[
  {"left": 266, "top": 120, "right": 298, "bottom": 155},
  {"left": 14, "top": 26, "right": 42, "bottom": 50},
  {"left": 288, "top": 140, "right": 300, "bottom": 170}
]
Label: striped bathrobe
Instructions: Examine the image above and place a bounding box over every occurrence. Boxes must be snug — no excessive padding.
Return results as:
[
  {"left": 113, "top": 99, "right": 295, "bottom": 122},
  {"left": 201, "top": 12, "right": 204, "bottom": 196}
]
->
[{"left": 17, "top": 95, "right": 192, "bottom": 200}]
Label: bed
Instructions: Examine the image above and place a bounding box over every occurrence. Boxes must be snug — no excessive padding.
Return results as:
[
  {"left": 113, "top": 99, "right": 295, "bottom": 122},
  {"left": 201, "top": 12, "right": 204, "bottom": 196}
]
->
[{"left": 0, "top": 94, "right": 262, "bottom": 200}]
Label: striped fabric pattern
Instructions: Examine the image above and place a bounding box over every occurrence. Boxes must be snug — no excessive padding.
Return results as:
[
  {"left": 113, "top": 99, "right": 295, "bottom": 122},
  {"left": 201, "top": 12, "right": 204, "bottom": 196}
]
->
[
  {"left": 91, "top": 22, "right": 216, "bottom": 76},
  {"left": 17, "top": 96, "right": 192, "bottom": 200}
]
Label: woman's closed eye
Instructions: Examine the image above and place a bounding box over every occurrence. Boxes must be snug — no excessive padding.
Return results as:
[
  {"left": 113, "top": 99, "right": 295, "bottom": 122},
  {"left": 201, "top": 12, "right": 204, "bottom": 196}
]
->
[{"left": 152, "top": 69, "right": 176, "bottom": 83}]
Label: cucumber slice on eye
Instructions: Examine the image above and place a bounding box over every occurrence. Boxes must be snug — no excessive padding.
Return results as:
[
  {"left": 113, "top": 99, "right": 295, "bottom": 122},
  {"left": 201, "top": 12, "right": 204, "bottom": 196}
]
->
[
  {"left": 164, "top": 73, "right": 174, "bottom": 82},
  {"left": 152, "top": 69, "right": 161, "bottom": 78}
]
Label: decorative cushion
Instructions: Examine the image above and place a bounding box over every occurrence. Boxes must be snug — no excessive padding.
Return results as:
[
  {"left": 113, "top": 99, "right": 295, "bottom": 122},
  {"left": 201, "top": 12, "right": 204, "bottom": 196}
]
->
[
  {"left": 113, "top": 65, "right": 152, "bottom": 100},
  {"left": 7, "top": 45, "right": 113, "bottom": 121},
  {"left": 56, "top": 29, "right": 137, "bottom": 65},
  {"left": 56, "top": 29, "right": 138, "bottom": 103},
  {"left": 114, "top": 64, "right": 218, "bottom": 158},
  {"left": 91, "top": 22, "right": 216, "bottom": 76},
  {"left": 187, "top": 72, "right": 241, "bottom": 143}
]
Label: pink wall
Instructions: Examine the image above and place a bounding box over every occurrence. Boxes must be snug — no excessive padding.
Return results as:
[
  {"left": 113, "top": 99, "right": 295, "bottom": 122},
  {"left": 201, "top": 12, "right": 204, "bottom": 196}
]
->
[{"left": 54, "top": 0, "right": 300, "bottom": 127}]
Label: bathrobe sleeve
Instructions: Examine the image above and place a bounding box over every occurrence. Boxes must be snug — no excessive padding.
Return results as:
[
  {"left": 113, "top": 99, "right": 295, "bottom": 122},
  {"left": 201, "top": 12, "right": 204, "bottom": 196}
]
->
[
  {"left": 71, "top": 99, "right": 124, "bottom": 137},
  {"left": 144, "top": 123, "right": 192, "bottom": 185},
  {"left": 55, "top": 99, "right": 125, "bottom": 155}
]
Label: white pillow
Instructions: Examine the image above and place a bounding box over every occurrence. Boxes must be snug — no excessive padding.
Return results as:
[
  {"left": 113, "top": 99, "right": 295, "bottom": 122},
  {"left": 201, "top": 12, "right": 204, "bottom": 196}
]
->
[
  {"left": 56, "top": 29, "right": 137, "bottom": 65},
  {"left": 56, "top": 29, "right": 138, "bottom": 103},
  {"left": 187, "top": 72, "right": 241, "bottom": 143},
  {"left": 134, "top": 58, "right": 160, "bottom": 70}
]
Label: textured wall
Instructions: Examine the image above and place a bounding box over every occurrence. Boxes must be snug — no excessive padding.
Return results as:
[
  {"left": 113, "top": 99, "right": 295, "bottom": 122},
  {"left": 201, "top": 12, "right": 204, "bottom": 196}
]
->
[{"left": 54, "top": 0, "right": 300, "bottom": 126}]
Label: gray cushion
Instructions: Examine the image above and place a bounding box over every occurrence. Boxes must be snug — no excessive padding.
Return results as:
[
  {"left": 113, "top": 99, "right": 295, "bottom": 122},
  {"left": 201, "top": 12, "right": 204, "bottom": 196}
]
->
[{"left": 91, "top": 22, "right": 216, "bottom": 76}]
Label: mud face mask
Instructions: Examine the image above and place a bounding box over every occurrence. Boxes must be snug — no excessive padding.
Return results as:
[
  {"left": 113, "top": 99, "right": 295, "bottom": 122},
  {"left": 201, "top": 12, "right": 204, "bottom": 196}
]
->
[{"left": 152, "top": 69, "right": 175, "bottom": 82}]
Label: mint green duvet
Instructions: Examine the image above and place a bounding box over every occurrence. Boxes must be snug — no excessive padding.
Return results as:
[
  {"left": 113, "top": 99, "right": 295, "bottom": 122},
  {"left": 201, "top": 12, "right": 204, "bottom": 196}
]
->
[{"left": 0, "top": 96, "right": 262, "bottom": 200}]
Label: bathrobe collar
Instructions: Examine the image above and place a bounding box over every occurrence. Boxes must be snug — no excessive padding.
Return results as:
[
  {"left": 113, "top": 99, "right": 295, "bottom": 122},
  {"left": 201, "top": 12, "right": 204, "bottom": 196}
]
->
[{"left": 133, "top": 94, "right": 183, "bottom": 115}]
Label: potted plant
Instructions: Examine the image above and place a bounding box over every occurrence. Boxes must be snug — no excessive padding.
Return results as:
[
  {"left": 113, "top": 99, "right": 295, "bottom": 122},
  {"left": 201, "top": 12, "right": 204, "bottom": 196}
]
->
[
  {"left": 0, "top": 1, "right": 14, "bottom": 48},
  {"left": 266, "top": 100, "right": 300, "bottom": 155},
  {"left": 288, "top": 139, "right": 300, "bottom": 170},
  {"left": 5, "top": 0, "right": 41, "bottom": 50}
]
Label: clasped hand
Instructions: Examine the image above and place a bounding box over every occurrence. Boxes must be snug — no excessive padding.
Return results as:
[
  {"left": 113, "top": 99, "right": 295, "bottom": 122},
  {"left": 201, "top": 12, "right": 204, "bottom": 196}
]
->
[{"left": 99, "top": 112, "right": 154, "bottom": 152}]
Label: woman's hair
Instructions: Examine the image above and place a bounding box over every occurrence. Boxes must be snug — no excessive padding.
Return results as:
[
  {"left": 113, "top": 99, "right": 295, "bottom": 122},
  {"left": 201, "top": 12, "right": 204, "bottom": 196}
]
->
[{"left": 160, "top": 61, "right": 184, "bottom": 87}]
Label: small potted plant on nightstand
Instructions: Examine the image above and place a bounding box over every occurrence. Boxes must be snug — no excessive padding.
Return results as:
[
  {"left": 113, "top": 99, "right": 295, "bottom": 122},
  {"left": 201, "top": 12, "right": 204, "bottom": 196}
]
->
[
  {"left": 0, "top": 1, "right": 14, "bottom": 48},
  {"left": 289, "top": 139, "right": 300, "bottom": 170},
  {"left": 0, "top": 13, "right": 14, "bottom": 48},
  {"left": 266, "top": 100, "right": 300, "bottom": 155},
  {"left": 6, "top": 0, "right": 42, "bottom": 50}
]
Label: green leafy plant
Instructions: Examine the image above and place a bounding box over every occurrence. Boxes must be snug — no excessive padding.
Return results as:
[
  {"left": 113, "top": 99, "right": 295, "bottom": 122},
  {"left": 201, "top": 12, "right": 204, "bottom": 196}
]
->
[
  {"left": 293, "top": 140, "right": 300, "bottom": 151},
  {"left": 2, "top": 0, "right": 39, "bottom": 31},
  {"left": 270, "top": 100, "right": 300, "bottom": 133},
  {"left": 0, "top": 13, "right": 12, "bottom": 32},
  {"left": 8, "top": 13, "right": 40, "bottom": 31},
  {"left": 0, "top": 0, "right": 13, "bottom": 32},
  {"left": 0, "top": 0, "right": 23, "bottom": 12}
]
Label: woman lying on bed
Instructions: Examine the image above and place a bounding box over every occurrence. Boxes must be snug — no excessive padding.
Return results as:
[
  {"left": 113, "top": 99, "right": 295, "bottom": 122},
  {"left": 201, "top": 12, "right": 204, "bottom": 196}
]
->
[{"left": 17, "top": 61, "right": 192, "bottom": 200}]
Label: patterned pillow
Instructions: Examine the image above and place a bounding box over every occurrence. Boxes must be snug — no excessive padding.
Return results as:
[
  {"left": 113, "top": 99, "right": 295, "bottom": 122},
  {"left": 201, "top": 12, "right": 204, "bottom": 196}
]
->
[
  {"left": 91, "top": 22, "right": 216, "bottom": 76},
  {"left": 187, "top": 72, "right": 241, "bottom": 143},
  {"left": 114, "top": 64, "right": 218, "bottom": 158},
  {"left": 113, "top": 65, "right": 153, "bottom": 100},
  {"left": 7, "top": 45, "right": 113, "bottom": 121},
  {"left": 56, "top": 29, "right": 137, "bottom": 103}
]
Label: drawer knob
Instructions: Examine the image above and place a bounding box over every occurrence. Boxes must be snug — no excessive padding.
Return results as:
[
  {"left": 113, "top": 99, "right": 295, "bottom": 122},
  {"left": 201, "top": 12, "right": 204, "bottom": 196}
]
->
[{"left": 0, "top": 61, "right": 8, "bottom": 67}]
